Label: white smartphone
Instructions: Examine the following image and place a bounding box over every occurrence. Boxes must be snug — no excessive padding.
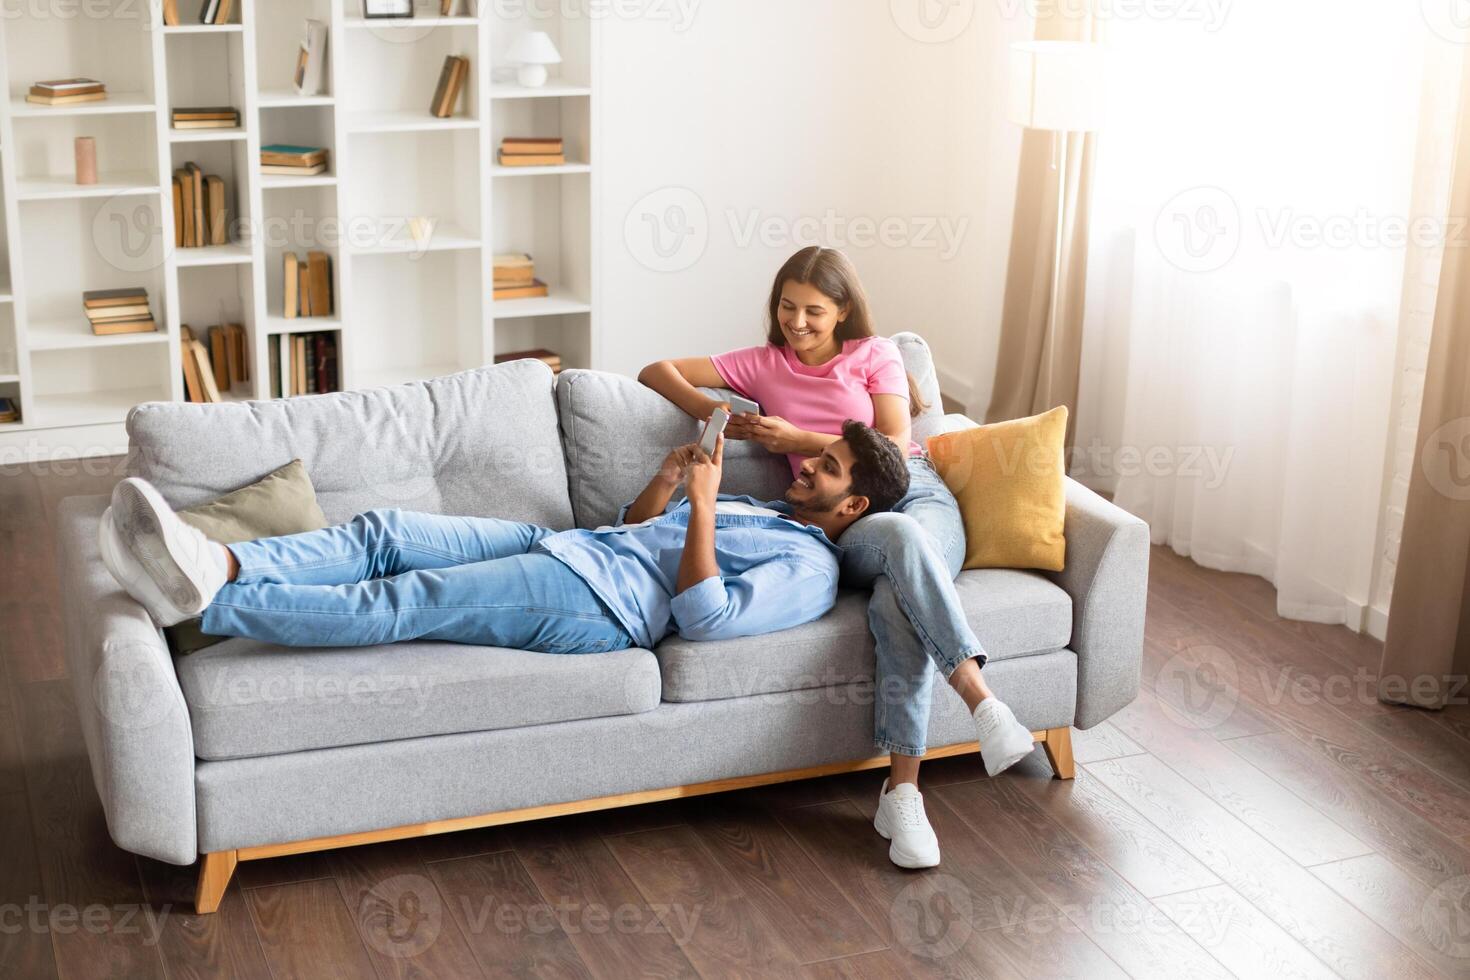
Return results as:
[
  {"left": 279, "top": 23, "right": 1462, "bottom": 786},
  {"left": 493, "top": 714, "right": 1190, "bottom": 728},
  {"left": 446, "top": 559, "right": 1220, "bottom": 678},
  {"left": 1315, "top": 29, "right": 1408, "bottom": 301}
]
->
[
  {"left": 699, "top": 407, "right": 730, "bottom": 456},
  {"left": 726, "top": 394, "right": 761, "bottom": 417}
]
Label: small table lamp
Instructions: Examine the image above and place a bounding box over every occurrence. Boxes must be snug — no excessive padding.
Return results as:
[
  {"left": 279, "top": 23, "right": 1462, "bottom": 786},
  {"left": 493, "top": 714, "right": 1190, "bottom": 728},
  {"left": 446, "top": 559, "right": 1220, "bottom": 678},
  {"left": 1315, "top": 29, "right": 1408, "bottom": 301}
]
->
[
  {"left": 1006, "top": 40, "right": 1106, "bottom": 339},
  {"left": 508, "top": 31, "right": 561, "bottom": 88}
]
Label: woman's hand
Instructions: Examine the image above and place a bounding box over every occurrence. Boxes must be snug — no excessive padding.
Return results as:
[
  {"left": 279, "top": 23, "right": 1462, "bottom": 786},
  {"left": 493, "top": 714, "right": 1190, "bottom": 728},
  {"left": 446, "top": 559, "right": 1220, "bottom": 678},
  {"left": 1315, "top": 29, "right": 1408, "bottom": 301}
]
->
[
  {"left": 655, "top": 444, "right": 699, "bottom": 488},
  {"left": 743, "top": 415, "right": 808, "bottom": 455}
]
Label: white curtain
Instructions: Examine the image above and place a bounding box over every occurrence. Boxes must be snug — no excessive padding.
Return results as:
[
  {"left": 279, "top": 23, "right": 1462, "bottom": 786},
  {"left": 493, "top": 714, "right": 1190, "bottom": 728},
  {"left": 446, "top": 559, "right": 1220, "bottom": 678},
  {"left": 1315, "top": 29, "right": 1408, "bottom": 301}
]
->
[{"left": 1072, "top": 2, "right": 1430, "bottom": 625}]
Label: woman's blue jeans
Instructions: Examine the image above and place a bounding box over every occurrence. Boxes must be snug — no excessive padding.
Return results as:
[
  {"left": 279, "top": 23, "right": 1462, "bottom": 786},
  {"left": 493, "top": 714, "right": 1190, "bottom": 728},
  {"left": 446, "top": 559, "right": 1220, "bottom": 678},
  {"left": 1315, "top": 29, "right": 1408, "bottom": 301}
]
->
[
  {"left": 202, "top": 509, "right": 634, "bottom": 653},
  {"left": 839, "top": 455, "right": 986, "bottom": 756}
]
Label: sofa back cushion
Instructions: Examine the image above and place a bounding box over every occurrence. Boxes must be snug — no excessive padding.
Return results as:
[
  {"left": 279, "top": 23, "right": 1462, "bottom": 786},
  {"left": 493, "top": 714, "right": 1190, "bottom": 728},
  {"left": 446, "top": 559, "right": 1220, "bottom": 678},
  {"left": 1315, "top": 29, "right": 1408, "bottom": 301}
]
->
[
  {"left": 127, "top": 359, "right": 574, "bottom": 528},
  {"left": 557, "top": 331, "right": 945, "bottom": 529},
  {"left": 556, "top": 370, "right": 793, "bottom": 529}
]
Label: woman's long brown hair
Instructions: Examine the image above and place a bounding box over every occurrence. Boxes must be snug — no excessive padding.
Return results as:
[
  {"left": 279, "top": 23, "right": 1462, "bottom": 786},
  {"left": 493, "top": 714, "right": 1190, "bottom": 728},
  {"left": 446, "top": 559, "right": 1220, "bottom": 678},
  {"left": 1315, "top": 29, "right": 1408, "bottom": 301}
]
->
[{"left": 764, "top": 246, "right": 928, "bottom": 418}]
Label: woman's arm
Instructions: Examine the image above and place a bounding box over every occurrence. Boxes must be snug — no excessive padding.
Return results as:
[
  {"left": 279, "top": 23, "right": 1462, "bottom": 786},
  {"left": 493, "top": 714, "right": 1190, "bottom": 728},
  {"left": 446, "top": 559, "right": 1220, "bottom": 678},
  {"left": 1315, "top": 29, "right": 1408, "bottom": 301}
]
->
[
  {"left": 745, "top": 393, "right": 911, "bottom": 457},
  {"left": 638, "top": 357, "right": 730, "bottom": 421}
]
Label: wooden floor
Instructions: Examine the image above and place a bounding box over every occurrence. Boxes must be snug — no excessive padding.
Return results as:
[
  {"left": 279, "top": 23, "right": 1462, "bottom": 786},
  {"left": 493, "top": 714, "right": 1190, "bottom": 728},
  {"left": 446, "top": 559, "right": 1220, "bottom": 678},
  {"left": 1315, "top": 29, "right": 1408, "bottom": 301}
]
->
[{"left": 3, "top": 459, "right": 1469, "bottom": 979}]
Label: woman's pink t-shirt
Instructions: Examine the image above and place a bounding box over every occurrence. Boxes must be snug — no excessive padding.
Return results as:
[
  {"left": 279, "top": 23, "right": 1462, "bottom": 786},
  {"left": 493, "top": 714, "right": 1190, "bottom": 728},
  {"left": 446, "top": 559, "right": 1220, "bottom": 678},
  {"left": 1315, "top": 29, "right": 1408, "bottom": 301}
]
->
[{"left": 710, "top": 336, "right": 922, "bottom": 476}]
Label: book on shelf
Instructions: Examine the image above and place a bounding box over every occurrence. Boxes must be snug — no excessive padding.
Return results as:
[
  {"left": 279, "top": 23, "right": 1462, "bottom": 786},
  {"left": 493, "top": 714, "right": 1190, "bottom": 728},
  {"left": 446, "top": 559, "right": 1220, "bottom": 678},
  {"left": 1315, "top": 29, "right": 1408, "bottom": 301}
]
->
[
  {"left": 441, "top": 0, "right": 456, "bottom": 14},
  {"left": 171, "top": 106, "right": 239, "bottom": 129},
  {"left": 205, "top": 175, "right": 228, "bottom": 246},
  {"left": 201, "top": 0, "right": 234, "bottom": 25},
  {"left": 272, "top": 331, "right": 339, "bottom": 397},
  {"left": 501, "top": 137, "right": 564, "bottom": 156},
  {"left": 497, "top": 151, "right": 566, "bottom": 167},
  {"left": 307, "top": 251, "right": 332, "bottom": 316},
  {"left": 163, "top": 0, "right": 179, "bottom": 26},
  {"left": 172, "top": 179, "right": 183, "bottom": 245},
  {"left": 261, "top": 144, "right": 328, "bottom": 168},
  {"left": 492, "top": 279, "right": 549, "bottom": 300},
  {"left": 294, "top": 19, "right": 329, "bottom": 96},
  {"left": 493, "top": 252, "right": 535, "bottom": 285},
  {"left": 209, "top": 328, "right": 230, "bottom": 392},
  {"left": 189, "top": 163, "right": 205, "bottom": 247},
  {"left": 261, "top": 163, "right": 328, "bottom": 177},
  {"left": 431, "top": 55, "right": 469, "bottom": 118},
  {"left": 283, "top": 252, "right": 298, "bottom": 318},
  {"left": 84, "top": 288, "right": 155, "bottom": 336},
  {"left": 28, "top": 78, "right": 105, "bottom": 104},
  {"left": 0, "top": 398, "right": 19, "bottom": 424},
  {"left": 174, "top": 168, "right": 195, "bottom": 245},
  {"left": 494, "top": 348, "right": 562, "bottom": 373},
  {"left": 227, "top": 323, "right": 249, "bottom": 383}
]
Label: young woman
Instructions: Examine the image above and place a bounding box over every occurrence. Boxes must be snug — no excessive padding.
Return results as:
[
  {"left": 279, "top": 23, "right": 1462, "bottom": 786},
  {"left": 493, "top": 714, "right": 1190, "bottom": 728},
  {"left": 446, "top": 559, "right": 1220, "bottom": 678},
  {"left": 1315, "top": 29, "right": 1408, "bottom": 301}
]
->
[{"left": 639, "top": 246, "right": 1036, "bottom": 869}]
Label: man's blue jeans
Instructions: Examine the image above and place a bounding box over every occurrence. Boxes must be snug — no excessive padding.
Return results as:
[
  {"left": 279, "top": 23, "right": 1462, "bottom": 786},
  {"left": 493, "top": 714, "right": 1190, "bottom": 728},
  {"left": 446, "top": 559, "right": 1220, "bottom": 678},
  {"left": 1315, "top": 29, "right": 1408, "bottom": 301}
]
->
[
  {"left": 201, "top": 509, "right": 634, "bottom": 653},
  {"left": 839, "top": 455, "right": 986, "bottom": 756}
]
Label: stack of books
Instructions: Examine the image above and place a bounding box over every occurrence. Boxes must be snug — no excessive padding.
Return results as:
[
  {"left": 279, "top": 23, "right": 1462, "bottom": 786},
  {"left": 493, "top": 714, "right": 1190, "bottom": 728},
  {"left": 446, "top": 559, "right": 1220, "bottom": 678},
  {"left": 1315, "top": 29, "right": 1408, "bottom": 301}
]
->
[
  {"left": 171, "top": 106, "right": 239, "bottom": 130},
  {"left": 83, "top": 288, "right": 156, "bottom": 336},
  {"left": 171, "top": 163, "right": 230, "bottom": 248},
  {"left": 0, "top": 398, "right": 18, "bottom": 424},
  {"left": 498, "top": 137, "right": 565, "bottom": 167},
  {"left": 431, "top": 55, "right": 470, "bottom": 118},
  {"left": 26, "top": 78, "right": 106, "bottom": 107},
  {"left": 269, "top": 332, "right": 339, "bottom": 398},
  {"left": 261, "top": 144, "right": 329, "bottom": 178},
  {"left": 494, "top": 348, "right": 562, "bottom": 374},
  {"left": 492, "top": 253, "right": 548, "bottom": 300},
  {"left": 179, "top": 324, "right": 248, "bottom": 403},
  {"left": 282, "top": 251, "right": 334, "bottom": 318}
]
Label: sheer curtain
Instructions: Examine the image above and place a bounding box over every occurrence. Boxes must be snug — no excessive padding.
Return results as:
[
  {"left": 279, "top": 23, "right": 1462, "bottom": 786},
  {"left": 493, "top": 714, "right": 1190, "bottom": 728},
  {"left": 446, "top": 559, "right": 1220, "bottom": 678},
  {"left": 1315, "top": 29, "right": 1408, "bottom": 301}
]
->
[{"left": 1072, "top": 2, "right": 1427, "bottom": 624}]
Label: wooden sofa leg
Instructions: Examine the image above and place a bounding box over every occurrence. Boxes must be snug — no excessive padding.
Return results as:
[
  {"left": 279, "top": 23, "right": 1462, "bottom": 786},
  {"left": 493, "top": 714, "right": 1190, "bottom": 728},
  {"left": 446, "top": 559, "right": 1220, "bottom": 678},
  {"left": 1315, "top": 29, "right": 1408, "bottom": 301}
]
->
[
  {"left": 195, "top": 850, "right": 238, "bottom": 914},
  {"left": 1042, "top": 727, "right": 1075, "bottom": 780}
]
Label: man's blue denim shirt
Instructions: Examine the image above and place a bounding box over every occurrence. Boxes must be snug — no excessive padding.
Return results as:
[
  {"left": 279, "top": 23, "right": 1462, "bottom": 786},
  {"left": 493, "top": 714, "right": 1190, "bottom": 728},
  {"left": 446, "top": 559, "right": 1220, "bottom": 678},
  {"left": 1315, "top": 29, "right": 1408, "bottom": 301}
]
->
[{"left": 534, "top": 494, "right": 840, "bottom": 648}]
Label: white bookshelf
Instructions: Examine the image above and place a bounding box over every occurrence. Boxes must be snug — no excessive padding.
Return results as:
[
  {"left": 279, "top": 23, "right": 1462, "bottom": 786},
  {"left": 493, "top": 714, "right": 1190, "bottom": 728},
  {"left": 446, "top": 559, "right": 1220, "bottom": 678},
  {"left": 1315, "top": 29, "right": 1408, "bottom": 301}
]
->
[{"left": 0, "top": 0, "right": 600, "bottom": 458}]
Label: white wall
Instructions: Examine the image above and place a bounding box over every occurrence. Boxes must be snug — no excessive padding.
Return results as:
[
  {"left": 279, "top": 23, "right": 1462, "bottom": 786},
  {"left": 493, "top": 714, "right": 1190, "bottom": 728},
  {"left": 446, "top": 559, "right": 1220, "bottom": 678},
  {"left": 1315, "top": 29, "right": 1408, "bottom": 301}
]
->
[{"left": 596, "top": 0, "right": 1028, "bottom": 413}]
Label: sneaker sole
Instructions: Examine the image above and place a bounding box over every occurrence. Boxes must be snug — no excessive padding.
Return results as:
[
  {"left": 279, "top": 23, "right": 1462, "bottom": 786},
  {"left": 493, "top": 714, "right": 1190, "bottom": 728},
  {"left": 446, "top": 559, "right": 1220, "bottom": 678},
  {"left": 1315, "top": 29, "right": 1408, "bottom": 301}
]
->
[
  {"left": 113, "top": 479, "right": 202, "bottom": 613},
  {"left": 98, "top": 509, "right": 190, "bottom": 624},
  {"left": 874, "top": 810, "right": 941, "bottom": 868}
]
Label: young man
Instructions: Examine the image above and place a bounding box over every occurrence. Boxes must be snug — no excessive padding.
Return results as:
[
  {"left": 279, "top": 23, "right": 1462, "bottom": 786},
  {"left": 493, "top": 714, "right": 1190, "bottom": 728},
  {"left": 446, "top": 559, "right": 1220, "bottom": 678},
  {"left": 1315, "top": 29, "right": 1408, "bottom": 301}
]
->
[{"left": 98, "top": 420, "right": 911, "bottom": 654}]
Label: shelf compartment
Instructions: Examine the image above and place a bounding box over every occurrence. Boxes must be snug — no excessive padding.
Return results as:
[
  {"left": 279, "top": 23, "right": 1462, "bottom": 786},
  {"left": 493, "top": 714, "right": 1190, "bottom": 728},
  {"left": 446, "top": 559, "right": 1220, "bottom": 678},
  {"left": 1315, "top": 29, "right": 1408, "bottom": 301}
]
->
[
  {"left": 16, "top": 171, "right": 158, "bottom": 201},
  {"left": 259, "top": 90, "right": 336, "bottom": 108},
  {"left": 350, "top": 249, "right": 482, "bottom": 389},
  {"left": 175, "top": 242, "right": 253, "bottom": 267},
  {"left": 343, "top": 15, "right": 479, "bottom": 29},
  {"left": 9, "top": 92, "right": 156, "bottom": 119},
  {"left": 30, "top": 386, "right": 169, "bottom": 429},
  {"left": 346, "top": 111, "right": 479, "bottom": 133},
  {"left": 494, "top": 311, "right": 589, "bottom": 372},
  {"left": 490, "top": 83, "right": 592, "bottom": 100},
  {"left": 28, "top": 319, "right": 168, "bottom": 351},
  {"left": 349, "top": 221, "right": 480, "bottom": 255},
  {"left": 262, "top": 314, "right": 342, "bottom": 336},
  {"left": 170, "top": 126, "right": 248, "bottom": 143},
  {"left": 492, "top": 291, "right": 591, "bottom": 319}
]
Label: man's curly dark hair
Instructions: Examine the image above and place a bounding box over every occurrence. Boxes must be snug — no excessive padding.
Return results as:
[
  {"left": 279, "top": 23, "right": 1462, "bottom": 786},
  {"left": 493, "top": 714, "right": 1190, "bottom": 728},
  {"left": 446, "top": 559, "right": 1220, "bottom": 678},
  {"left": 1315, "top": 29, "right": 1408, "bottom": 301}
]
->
[{"left": 842, "top": 419, "right": 910, "bottom": 515}]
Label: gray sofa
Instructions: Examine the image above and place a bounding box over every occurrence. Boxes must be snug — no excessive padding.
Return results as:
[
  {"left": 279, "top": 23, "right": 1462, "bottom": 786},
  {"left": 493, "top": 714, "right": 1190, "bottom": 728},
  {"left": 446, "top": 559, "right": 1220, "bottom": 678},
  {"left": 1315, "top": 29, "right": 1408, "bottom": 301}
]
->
[{"left": 54, "top": 333, "right": 1149, "bottom": 913}]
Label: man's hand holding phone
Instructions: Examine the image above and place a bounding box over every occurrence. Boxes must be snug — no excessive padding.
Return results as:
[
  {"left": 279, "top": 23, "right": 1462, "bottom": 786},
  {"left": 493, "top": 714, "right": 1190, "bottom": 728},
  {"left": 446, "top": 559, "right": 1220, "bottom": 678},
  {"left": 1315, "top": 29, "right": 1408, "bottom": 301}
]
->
[{"left": 685, "top": 435, "right": 724, "bottom": 510}]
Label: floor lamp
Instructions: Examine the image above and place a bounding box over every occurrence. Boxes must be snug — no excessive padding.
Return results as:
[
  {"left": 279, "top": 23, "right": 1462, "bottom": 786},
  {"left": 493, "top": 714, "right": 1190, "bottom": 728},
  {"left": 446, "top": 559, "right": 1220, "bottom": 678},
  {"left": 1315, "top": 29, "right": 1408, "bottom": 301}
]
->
[{"left": 1006, "top": 41, "right": 1106, "bottom": 364}]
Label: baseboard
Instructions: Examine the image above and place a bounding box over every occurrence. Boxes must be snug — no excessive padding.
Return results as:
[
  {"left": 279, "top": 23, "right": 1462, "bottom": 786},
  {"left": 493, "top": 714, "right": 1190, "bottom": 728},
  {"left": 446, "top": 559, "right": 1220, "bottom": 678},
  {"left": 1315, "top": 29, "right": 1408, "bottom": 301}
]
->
[{"left": 1364, "top": 603, "right": 1390, "bottom": 641}]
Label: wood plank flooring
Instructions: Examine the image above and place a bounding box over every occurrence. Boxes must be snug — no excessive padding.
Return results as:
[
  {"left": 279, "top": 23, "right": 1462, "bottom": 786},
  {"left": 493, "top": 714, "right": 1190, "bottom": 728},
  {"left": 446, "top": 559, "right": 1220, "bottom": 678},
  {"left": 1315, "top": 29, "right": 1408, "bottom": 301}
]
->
[{"left": 2, "top": 458, "right": 1468, "bottom": 978}]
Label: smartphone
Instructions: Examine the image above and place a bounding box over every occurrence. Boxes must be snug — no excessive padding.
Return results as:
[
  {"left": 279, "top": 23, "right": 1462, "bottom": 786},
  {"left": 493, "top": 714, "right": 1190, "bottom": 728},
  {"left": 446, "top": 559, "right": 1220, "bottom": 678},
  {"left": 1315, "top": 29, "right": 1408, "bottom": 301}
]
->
[
  {"left": 726, "top": 394, "right": 761, "bottom": 417},
  {"left": 699, "top": 407, "right": 730, "bottom": 456}
]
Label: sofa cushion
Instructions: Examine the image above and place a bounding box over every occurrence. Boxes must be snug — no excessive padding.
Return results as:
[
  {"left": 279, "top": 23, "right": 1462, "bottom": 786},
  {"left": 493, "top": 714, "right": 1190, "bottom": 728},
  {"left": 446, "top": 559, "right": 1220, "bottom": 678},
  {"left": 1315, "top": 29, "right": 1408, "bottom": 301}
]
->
[
  {"left": 176, "top": 640, "right": 661, "bottom": 761},
  {"left": 654, "top": 567, "right": 1073, "bottom": 702},
  {"left": 556, "top": 369, "right": 793, "bottom": 529},
  {"left": 127, "top": 359, "right": 574, "bottom": 528}
]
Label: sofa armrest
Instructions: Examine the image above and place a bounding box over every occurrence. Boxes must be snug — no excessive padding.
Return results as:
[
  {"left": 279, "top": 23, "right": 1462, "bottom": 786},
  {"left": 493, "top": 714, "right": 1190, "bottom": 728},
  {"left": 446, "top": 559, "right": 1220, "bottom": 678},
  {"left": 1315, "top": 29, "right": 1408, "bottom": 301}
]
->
[
  {"left": 915, "top": 413, "right": 1149, "bottom": 727},
  {"left": 1052, "top": 478, "right": 1150, "bottom": 728},
  {"left": 56, "top": 495, "right": 197, "bottom": 865}
]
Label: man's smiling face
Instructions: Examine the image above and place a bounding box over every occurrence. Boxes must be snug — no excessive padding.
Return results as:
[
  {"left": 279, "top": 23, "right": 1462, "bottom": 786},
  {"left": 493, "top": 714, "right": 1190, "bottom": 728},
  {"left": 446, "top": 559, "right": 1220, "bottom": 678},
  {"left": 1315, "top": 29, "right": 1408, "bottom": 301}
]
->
[{"left": 783, "top": 440, "right": 858, "bottom": 516}]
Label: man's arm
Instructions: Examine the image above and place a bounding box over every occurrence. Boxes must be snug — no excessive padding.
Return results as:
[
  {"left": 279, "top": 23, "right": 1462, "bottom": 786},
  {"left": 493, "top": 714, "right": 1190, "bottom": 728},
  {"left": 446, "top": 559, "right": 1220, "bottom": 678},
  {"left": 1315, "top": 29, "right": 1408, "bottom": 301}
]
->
[
  {"left": 622, "top": 445, "right": 697, "bottom": 525},
  {"left": 671, "top": 556, "right": 838, "bottom": 642},
  {"left": 675, "top": 436, "right": 723, "bottom": 593}
]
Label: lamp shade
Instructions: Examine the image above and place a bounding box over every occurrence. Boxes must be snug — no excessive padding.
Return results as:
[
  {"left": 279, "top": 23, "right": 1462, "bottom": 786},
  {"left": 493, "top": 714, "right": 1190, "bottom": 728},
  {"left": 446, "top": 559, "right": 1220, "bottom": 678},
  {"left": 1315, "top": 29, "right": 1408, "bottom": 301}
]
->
[
  {"left": 508, "top": 31, "right": 562, "bottom": 66},
  {"left": 1007, "top": 40, "right": 1105, "bottom": 133}
]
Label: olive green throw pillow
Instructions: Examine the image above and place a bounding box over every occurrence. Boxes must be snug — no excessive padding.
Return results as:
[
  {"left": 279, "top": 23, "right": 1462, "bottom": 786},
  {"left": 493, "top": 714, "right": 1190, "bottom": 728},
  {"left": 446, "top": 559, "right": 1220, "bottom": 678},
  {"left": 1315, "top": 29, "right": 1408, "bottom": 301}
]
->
[{"left": 164, "top": 459, "right": 328, "bottom": 655}]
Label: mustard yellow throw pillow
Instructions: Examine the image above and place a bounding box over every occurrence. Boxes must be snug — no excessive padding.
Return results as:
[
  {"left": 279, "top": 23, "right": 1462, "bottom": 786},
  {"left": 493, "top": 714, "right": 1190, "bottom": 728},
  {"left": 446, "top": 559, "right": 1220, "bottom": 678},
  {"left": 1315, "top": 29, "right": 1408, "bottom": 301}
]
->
[{"left": 927, "top": 406, "right": 1068, "bottom": 572}]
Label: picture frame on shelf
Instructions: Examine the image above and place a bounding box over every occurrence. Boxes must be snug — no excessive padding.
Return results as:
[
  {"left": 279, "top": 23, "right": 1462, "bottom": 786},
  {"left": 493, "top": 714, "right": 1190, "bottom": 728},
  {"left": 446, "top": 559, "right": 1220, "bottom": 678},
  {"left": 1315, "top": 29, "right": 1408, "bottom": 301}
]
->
[{"left": 362, "top": 0, "right": 413, "bottom": 18}]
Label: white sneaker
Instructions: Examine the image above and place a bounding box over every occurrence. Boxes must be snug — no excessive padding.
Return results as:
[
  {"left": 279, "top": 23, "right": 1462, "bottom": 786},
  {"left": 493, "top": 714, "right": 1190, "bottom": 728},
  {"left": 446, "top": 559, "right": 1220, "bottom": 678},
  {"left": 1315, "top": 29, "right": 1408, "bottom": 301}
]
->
[
  {"left": 973, "top": 698, "right": 1036, "bottom": 776},
  {"left": 873, "top": 779, "right": 941, "bottom": 869},
  {"left": 104, "top": 477, "right": 228, "bottom": 626}
]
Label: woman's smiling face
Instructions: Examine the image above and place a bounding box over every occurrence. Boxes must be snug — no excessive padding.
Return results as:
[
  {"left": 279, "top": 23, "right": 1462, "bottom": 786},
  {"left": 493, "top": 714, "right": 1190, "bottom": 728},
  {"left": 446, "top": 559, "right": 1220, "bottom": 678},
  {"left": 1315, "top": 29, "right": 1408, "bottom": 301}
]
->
[{"left": 778, "top": 280, "right": 848, "bottom": 359}]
